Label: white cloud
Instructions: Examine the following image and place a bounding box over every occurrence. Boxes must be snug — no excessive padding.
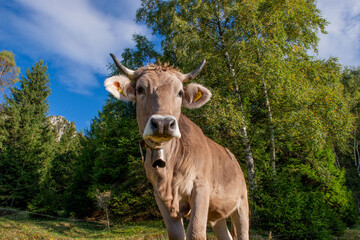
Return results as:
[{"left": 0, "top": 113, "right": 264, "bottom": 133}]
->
[
  {"left": 317, "top": 0, "right": 360, "bottom": 67},
  {"left": 56, "top": 63, "right": 101, "bottom": 95},
  {"left": 1, "top": 0, "right": 148, "bottom": 93}
]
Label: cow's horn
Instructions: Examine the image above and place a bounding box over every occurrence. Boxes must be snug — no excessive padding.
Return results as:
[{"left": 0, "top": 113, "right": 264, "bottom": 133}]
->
[
  {"left": 110, "top": 53, "right": 135, "bottom": 80},
  {"left": 182, "top": 60, "right": 206, "bottom": 82}
]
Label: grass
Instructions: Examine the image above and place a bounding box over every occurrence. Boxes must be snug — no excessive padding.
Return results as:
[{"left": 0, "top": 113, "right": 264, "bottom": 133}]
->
[
  {"left": 1, "top": 210, "right": 359, "bottom": 239},
  {"left": 0, "top": 210, "right": 217, "bottom": 239},
  {"left": 334, "top": 223, "right": 360, "bottom": 240},
  {"left": 0, "top": 215, "right": 172, "bottom": 239}
]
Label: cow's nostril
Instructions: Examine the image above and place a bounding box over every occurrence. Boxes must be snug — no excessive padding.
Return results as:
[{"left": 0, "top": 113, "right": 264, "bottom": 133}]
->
[
  {"left": 151, "top": 118, "right": 159, "bottom": 131},
  {"left": 169, "top": 119, "right": 176, "bottom": 129},
  {"left": 143, "top": 115, "right": 181, "bottom": 139}
]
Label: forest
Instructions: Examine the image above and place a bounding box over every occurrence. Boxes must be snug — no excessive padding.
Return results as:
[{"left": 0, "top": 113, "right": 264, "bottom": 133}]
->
[{"left": 1, "top": 0, "right": 360, "bottom": 239}]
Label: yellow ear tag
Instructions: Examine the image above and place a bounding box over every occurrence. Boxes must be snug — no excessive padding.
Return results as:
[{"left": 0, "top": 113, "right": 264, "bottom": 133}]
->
[
  {"left": 118, "top": 86, "right": 125, "bottom": 96},
  {"left": 194, "top": 90, "right": 202, "bottom": 102}
]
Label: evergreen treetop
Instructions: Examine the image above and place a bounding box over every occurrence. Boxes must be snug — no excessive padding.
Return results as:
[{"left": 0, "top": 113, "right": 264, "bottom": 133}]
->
[{"left": 0, "top": 60, "right": 55, "bottom": 208}]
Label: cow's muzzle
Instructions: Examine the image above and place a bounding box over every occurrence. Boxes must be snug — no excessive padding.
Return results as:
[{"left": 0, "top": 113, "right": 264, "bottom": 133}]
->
[{"left": 143, "top": 115, "right": 181, "bottom": 143}]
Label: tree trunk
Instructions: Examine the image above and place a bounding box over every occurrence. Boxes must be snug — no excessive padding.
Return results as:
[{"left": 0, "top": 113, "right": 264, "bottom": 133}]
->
[
  {"left": 253, "top": 42, "right": 277, "bottom": 175},
  {"left": 262, "top": 77, "right": 276, "bottom": 174},
  {"left": 214, "top": 11, "right": 257, "bottom": 200},
  {"left": 354, "top": 193, "right": 360, "bottom": 214},
  {"left": 354, "top": 128, "right": 360, "bottom": 176},
  {"left": 223, "top": 48, "right": 257, "bottom": 198},
  {"left": 240, "top": 124, "right": 257, "bottom": 195},
  {"left": 333, "top": 146, "right": 340, "bottom": 168},
  {"left": 105, "top": 209, "right": 110, "bottom": 232}
]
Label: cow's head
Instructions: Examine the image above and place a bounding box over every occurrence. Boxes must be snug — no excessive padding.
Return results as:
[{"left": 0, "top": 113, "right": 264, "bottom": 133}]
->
[{"left": 105, "top": 54, "right": 211, "bottom": 147}]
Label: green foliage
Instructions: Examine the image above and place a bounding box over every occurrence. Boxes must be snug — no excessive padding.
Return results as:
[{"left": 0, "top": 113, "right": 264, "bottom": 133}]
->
[
  {"left": 121, "top": 34, "right": 160, "bottom": 69},
  {"left": 65, "top": 34, "right": 161, "bottom": 221},
  {"left": 255, "top": 149, "right": 356, "bottom": 239},
  {"left": 0, "top": 3, "right": 359, "bottom": 239},
  {"left": 0, "top": 59, "right": 82, "bottom": 218},
  {"left": 256, "top": 173, "right": 335, "bottom": 239},
  {"left": 0, "top": 61, "right": 56, "bottom": 208},
  {"left": 30, "top": 121, "right": 81, "bottom": 215},
  {"left": 340, "top": 66, "right": 360, "bottom": 221},
  {"left": 0, "top": 50, "right": 20, "bottom": 97},
  {"left": 66, "top": 98, "right": 159, "bottom": 221},
  {"left": 63, "top": 135, "right": 97, "bottom": 218},
  {"left": 136, "top": 0, "right": 358, "bottom": 236},
  {"left": 342, "top": 67, "right": 360, "bottom": 114}
]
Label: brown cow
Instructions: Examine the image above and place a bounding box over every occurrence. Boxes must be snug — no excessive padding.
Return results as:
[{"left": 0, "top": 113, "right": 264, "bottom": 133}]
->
[{"left": 104, "top": 54, "right": 249, "bottom": 240}]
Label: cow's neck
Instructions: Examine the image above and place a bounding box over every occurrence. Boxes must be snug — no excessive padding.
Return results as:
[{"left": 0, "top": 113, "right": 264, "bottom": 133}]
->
[
  {"left": 142, "top": 114, "right": 204, "bottom": 217},
  {"left": 142, "top": 114, "right": 204, "bottom": 170},
  {"left": 162, "top": 114, "right": 203, "bottom": 168}
]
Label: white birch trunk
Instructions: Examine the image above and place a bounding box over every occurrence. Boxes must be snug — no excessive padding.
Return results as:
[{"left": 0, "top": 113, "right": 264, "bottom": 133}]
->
[
  {"left": 262, "top": 77, "right": 276, "bottom": 174},
  {"left": 223, "top": 49, "right": 257, "bottom": 196},
  {"left": 210, "top": 6, "right": 257, "bottom": 202}
]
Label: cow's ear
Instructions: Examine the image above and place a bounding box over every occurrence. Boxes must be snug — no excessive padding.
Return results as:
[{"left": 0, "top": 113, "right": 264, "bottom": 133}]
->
[
  {"left": 104, "top": 75, "right": 135, "bottom": 102},
  {"left": 182, "top": 83, "right": 212, "bottom": 109}
]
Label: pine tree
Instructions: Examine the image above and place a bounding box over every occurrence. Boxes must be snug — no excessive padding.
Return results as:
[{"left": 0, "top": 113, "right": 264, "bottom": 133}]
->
[
  {"left": 66, "top": 98, "right": 159, "bottom": 220},
  {"left": 65, "top": 35, "right": 160, "bottom": 219},
  {"left": 30, "top": 119, "right": 81, "bottom": 215},
  {"left": 0, "top": 60, "right": 56, "bottom": 208}
]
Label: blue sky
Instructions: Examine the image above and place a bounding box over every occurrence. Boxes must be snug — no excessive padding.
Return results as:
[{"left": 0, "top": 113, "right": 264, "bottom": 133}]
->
[{"left": 0, "top": 0, "right": 359, "bottom": 131}]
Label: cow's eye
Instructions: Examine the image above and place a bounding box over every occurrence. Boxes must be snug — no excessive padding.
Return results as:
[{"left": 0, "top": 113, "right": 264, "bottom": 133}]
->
[
  {"left": 137, "top": 86, "right": 145, "bottom": 95},
  {"left": 178, "top": 90, "right": 184, "bottom": 97}
]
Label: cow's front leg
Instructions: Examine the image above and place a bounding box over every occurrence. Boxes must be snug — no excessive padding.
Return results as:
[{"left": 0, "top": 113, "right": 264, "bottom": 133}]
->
[
  {"left": 187, "top": 181, "right": 209, "bottom": 240},
  {"left": 154, "top": 192, "right": 185, "bottom": 240}
]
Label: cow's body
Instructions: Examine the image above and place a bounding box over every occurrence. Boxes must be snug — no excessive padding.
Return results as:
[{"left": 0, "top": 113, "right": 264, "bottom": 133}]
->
[{"left": 105, "top": 55, "right": 249, "bottom": 240}]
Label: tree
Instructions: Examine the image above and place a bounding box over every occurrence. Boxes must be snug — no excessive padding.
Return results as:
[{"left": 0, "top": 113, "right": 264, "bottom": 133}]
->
[
  {"left": 0, "top": 50, "right": 20, "bottom": 99},
  {"left": 136, "top": 0, "right": 327, "bottom": 206},
  {"left": 120, "top": 34, "right": 160, "bottom": 68},
  {"left": 0, "top": 60, "right": 56, "bottom": 208},
  {"left": 65, "top": 35, "right": 161, "bottom": 220},
  {"left": 136, "top": 0, "right": 357, "bottom": 235},
  {"left": 66, "top": 97, "right": 159, "bottom": 220},
  {"left": 95, "top": 189, "right": 112, "bottom": 231},
  {"left": 29, "top": 119, "right": 81, "bottom": 215},
  {"left": 342, "top": 67, "right": 360, "bottom": 174},
  {"left": 341, "top": 66, "right": 360, "bottom": 214}
]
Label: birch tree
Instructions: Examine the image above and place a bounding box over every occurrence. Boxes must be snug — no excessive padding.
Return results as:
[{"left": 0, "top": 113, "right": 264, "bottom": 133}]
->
[
  {"left": 136, "top": 0, "right": 327, "bottom": 201},
  {"left": 0, "top": 50, "right": 19, "bottom": 97}
]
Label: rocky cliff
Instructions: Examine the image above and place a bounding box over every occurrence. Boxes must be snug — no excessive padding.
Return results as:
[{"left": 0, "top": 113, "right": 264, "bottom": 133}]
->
[{"left": 49, "top": 115, "right": 75, "bottom": 141}]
